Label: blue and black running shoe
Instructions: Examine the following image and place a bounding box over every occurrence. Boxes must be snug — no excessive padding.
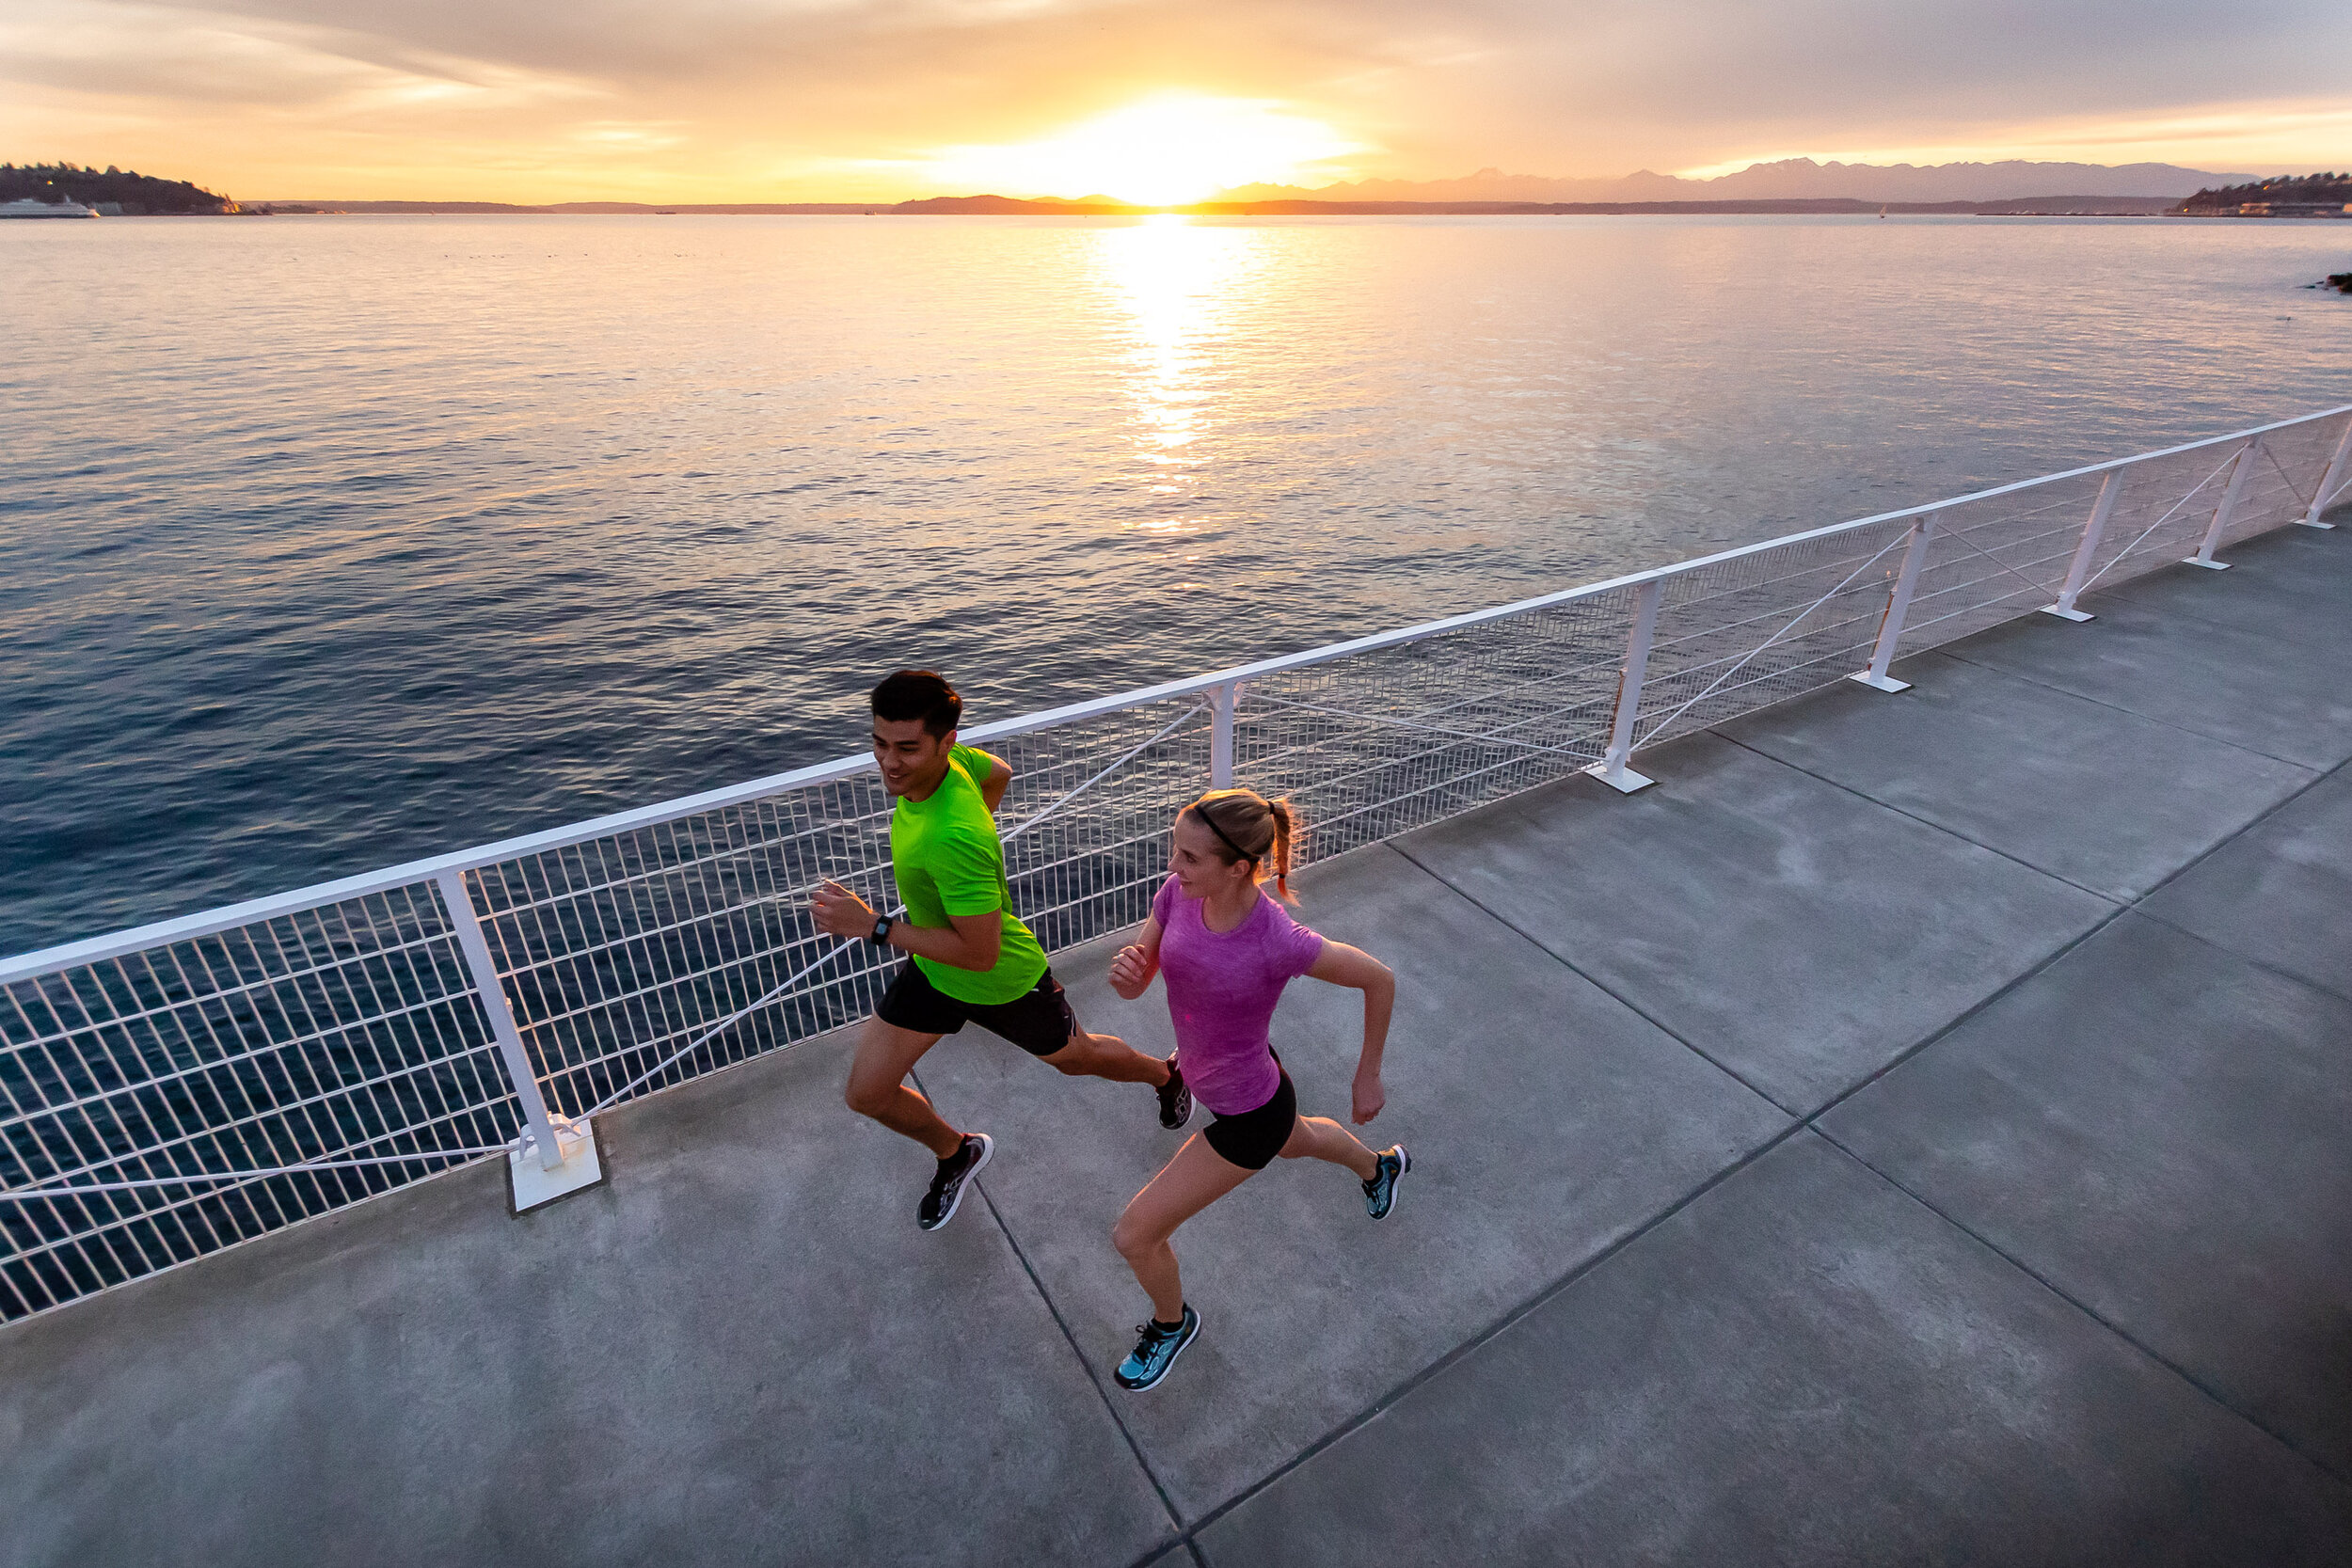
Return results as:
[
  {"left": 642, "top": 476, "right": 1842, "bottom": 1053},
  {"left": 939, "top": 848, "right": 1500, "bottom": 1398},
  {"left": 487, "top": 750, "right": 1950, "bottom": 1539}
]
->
[
  {"left": 1156, "top": 1054, "right": 1194, "bottom": 1131},
  {"left": 1363, "top": 1145, "right": 1411, "bottom": 1220},
  {"left": 1114, "top": 1304, "right": 1200, "bottom": 1392},
  {"left": 917, "top": 1132, "right": 992, "bottom": 1231}
]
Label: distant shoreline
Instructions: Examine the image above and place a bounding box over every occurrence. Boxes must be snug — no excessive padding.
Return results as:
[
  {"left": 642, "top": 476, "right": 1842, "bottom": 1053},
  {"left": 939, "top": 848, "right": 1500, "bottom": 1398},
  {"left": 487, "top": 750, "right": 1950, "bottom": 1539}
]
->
[{"left": 242, "top": 195, "right": 2207, "bottom": 218}]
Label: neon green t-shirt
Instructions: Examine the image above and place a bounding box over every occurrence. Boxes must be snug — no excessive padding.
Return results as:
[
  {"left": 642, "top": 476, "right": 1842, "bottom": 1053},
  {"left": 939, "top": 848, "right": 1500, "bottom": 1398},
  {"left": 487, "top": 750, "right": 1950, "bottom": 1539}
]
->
[{"left": 888, "top": 744, "right": 1049, "bottom": 1005}]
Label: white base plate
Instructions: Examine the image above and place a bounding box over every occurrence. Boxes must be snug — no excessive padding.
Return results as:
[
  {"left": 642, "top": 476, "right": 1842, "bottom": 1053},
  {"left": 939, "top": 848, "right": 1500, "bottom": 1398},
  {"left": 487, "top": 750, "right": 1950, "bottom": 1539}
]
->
[
  {"left": 1582, "top": 761, "right": 1656, "bottom": 794},
  {"left": 2181, "top": 557, "right": 2232, "bottom": 570},
  {"left": 2297, "top": 518, "right": 2336, "bottom": 530},
  {"left": 509, "top": 1118, "right": 603, "bottom": 1212},
  {"left": 1848, "top": 671, "right": 1913, "bottom": 693},
  {"left": 2039, "top": 604, "right": 2095, "bottom": 623}
]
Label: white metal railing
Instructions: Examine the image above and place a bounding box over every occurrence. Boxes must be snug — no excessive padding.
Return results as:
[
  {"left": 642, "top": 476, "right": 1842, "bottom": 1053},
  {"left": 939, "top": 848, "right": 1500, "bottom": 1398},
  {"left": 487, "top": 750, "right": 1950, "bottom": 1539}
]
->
[{"left": 5, "top": 403, "right": 2348, "bottom": 1321}]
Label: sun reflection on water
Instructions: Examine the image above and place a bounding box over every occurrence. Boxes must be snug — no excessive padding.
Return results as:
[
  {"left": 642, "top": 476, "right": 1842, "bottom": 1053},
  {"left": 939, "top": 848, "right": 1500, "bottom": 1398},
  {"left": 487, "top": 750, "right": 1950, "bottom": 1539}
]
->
[{"left": 1095, "top": 215, "right": 1262, "bottom": 530}]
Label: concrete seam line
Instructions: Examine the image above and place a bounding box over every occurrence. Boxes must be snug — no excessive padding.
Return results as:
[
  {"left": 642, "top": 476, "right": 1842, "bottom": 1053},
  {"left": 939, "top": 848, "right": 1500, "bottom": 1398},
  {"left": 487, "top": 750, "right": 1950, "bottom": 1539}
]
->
[
  {"left": 1806, "top": 1130, "right": 2352, "bottom": 1490},
  {"left": 1119, "top": 1534, "right": 1192, "bottom": 1568},
  {"left": 1788, "top": 897, "right": 2133, "bottom": 1126},
  {"left": 1765, "top": 666, "right": 2346, "bottom": 1125},
  {"left": 2126, "top": 907, "right": 2352, "bottom": 1012},
  {"left": 1179, "top": 1114, "right": 1814, "bottom": 1541},
  {"left": 901, "top": 1064, "right": 1187, "bottom": 1535},
  {"left": 1707, "top": 729, "right": 2136, "bottom": 905},
  {"left": 1385, "top": 836, "right": 1792, "bottom": 1115},
  {"left": 1928, "top": 644, "right": 2323, "bottom": 774},
  {"left": 2124, "top": 757, "right": 2344, "bottom": 909}
]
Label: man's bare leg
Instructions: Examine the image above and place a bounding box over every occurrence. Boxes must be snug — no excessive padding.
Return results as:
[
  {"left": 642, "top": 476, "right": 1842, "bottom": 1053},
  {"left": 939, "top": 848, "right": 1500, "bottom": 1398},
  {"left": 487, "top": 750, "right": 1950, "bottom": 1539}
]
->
[
  {"left": 1041, "top": 1022, "right": 1172, "bottom": 1085},
  {"left": 844, "top": 1016, "right": 962, "bottom": 1158}
]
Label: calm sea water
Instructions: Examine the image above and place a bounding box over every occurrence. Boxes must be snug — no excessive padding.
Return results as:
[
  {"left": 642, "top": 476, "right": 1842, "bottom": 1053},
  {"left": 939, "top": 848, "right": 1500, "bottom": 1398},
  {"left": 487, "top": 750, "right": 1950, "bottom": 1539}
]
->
[{"left": 3, "top": 214, "right": 2347, "bottom": 953}]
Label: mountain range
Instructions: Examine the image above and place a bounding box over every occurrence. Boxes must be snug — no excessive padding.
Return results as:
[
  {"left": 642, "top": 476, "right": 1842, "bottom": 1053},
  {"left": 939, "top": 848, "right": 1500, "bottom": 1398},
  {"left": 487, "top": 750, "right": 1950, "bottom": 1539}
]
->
[{"left": 1218, "top": 158, "right": 2259, "bottom": 205}]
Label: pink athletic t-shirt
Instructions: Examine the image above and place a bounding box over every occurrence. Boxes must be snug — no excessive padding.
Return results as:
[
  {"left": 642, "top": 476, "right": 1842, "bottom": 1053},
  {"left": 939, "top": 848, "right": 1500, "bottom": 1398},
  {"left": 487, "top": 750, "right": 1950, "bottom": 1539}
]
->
[{"left": 1151, "top": 875, "right": 1327, "bottom": 1117}]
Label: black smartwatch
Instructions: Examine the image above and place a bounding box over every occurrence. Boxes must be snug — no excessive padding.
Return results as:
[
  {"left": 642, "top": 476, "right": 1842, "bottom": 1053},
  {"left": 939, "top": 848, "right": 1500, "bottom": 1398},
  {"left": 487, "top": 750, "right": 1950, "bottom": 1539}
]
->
[{"left": 867, "top": 914, "right": 893, "bottom": 947}]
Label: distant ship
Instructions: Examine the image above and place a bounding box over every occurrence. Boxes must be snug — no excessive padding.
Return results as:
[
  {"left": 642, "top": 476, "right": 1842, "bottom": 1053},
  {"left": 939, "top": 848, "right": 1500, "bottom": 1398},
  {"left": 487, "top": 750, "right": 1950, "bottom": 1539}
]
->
[{"left": 0, "top": 198, "right": 100, "bottom": 219}]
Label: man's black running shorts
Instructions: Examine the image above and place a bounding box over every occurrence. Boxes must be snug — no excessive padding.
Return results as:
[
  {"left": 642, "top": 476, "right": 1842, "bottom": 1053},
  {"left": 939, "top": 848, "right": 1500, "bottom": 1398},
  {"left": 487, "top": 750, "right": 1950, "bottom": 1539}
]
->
[
  {"left": 877, "top": 960, "right": 1075, "bottom": 1057},
  {"left": 1203, "top": 1065, "right": 1298, "bottom": 1171}
]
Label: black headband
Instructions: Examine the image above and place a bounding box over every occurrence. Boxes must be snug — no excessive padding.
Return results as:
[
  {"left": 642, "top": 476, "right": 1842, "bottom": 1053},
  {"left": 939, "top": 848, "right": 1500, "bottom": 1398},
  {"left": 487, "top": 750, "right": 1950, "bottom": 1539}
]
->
[{"left": 1189, "top": 801, "right": 1259, "bottom": 864}]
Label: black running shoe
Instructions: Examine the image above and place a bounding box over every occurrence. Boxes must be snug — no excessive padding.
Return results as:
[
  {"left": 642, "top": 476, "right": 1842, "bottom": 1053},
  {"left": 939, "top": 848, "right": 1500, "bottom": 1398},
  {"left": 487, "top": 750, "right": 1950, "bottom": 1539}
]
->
[
  {"left": 1115, "top": 1304, "right": 1200, "bottom": 1391},
  {"left": 1155, "top": 1054, "right": 1194, "bottom": 1131},
  {"left": 1363, "top": 1144, "right": 1411, "bottom": 1220},
  {"left": 917, "top": 1132, "right": 992, "bottom": 1231}
]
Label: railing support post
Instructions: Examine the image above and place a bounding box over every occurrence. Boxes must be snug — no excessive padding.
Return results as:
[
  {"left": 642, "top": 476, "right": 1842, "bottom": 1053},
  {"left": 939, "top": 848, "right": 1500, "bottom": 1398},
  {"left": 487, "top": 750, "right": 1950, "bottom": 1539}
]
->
[
  {"left": 2185, "top": 437, "right": 2258, "bottom": 569},
  {"left": 2042, "top": 471, "right": 2121, "bottom": 622},
  {"left": 1209, "top": 681, "right": 1238, "bottom": 788},
  {"left": 437, "top": 868, "right": 603, "bottom": 1210},
  {"left": 2303, "top": 416, "right": 2352, "bottom": 530},
  {"left": 1851, "top": 514, "right": 1936, "bottom": 691},
  {"left": 1584, "top": 580, "right": 1662, "bottom": 794}
]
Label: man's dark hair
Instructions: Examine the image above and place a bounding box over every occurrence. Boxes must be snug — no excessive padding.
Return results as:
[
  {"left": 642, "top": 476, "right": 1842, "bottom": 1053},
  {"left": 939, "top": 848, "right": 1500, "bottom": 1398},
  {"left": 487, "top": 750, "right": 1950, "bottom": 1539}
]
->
[{"left": 870, "top": 669, "right": 961, "bottom": 738}]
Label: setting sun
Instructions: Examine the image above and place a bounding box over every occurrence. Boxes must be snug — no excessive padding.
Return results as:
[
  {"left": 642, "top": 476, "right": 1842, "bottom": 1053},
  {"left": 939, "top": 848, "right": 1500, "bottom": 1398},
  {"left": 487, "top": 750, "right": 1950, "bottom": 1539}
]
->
[{"left": 918, "top": 94, "right": 1362, "bottom": 205}]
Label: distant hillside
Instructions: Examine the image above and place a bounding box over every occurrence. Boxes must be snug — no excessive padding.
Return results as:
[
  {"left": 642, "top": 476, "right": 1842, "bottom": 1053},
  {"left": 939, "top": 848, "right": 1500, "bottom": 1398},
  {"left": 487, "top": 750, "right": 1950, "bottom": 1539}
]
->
[
  {"left": 269, "top": 199, "right": 879, "bottom": 214},
  {"left": 1, "top": 163, "right": 232, "bottom": 214},
  {"left": 892, "top": 194, "right": 2183, "bottom": 217},
  {"left": 2175, "top": 172, "right": 2352, "bottom": 214},
  {"left": 1223, "top": 158, "right": 2259, "bottom": 206}
]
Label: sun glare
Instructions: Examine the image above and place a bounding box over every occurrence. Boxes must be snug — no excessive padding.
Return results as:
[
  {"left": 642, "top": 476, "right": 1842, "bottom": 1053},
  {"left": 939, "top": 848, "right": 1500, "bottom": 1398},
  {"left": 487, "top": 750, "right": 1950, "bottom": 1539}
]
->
[{"left": 921, "top": 95, "right": 1360, "bottom": 205}]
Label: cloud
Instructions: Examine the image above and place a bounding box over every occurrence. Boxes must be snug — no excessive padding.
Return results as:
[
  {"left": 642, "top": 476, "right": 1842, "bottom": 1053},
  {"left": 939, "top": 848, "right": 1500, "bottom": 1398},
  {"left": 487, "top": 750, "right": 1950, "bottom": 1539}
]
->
[
  {"left": 0, "top": 0, "right": 601, "bottom": 112},
  {"left": 4, "top": 0, "right": 2346, "bottom": 198}
]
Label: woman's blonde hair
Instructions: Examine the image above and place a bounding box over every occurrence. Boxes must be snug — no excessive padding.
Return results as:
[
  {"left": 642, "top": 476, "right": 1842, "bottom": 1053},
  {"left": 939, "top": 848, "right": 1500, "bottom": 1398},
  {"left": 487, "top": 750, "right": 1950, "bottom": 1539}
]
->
[{"left": 1183, "top": 788, "right": 1299, "bottom": 902}]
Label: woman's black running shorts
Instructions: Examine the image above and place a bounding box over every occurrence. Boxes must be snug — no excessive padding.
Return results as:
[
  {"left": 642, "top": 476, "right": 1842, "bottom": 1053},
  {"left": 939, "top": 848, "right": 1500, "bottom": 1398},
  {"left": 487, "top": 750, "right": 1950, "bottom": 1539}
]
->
[
  {"left": 1202, "top": 1065, "right": 1298, "bottom": 1171},
  {"left": 876, "top": 960, "right": 1076, "bottom": 1057}
]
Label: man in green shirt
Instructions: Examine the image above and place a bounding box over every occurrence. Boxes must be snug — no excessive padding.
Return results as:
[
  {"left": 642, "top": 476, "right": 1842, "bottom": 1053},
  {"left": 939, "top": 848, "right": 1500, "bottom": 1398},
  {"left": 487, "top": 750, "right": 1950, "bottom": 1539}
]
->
[{"left": 816, "top": 670, "right": 1190, "bottom": 1230}]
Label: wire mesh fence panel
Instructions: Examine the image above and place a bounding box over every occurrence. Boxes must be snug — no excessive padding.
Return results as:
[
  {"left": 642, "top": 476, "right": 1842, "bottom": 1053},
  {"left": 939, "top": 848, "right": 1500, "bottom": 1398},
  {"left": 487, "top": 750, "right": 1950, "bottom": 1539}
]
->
[
  {"left": 991, "top": 694, "right": 1220, "bottom": 951},
  {"left": 473, "top": 770, "right": 898, "bottom": 1125},
  {"left": 1631, "top": 518, "right": 1916, "bottom": 747},
  {"left": 2073, "top": 444, "right": 2250, "bottom": 592},
  {"left": 2224, "top": 412, "right": 2348, "bottom": 544},
  {"left": 1, "top": 885, "right": 518, "bottom": 1319},
  {"left": 1232, "top": 587, "right": 1641, "bottom": 863},
  {"left": 1893, "top": 470, "right": 2111, "bottom": 651},
  {"left": 2319, "top": 414, "right": 2352, "bottom": 523}
]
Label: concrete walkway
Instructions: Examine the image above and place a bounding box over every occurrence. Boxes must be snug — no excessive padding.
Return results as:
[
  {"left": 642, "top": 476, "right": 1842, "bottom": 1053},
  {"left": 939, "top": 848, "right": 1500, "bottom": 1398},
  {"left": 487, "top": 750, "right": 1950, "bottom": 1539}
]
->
[{"left": 8, "top": 526, "right": 2352, "bottom": 1566}]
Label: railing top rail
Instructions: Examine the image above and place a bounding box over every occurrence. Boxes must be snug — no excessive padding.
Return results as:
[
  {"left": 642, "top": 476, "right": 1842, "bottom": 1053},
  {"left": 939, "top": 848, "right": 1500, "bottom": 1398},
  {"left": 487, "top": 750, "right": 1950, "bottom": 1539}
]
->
[{"left": 7, "top": 401, "right": 2345, "bottom": 986}]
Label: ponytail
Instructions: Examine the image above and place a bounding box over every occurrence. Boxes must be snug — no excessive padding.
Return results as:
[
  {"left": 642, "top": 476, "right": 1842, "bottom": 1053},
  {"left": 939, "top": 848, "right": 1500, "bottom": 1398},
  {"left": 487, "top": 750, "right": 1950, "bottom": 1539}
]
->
[{"left": 1265, "top": 798, "right": 1295, "bottom": 902}]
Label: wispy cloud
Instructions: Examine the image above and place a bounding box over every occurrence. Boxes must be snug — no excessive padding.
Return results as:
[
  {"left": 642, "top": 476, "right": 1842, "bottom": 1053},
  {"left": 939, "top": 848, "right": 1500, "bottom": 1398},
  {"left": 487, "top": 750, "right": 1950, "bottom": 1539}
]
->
[{"left": 3, "top": 0, "right": 2345, "bottom": 199}]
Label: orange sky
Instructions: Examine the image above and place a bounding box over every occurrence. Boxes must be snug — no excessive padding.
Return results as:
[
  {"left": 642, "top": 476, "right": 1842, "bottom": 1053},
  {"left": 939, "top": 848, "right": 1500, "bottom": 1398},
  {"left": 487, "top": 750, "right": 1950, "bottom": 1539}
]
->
[{"left": 2, "top": 0, "right": 2346, "bottom": 201}]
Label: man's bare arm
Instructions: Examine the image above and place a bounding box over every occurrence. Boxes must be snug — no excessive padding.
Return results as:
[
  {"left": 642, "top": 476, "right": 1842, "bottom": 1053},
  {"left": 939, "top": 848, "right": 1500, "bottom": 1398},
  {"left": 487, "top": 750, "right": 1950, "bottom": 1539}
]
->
[
  {"left": 810, "top": 884, "right": 1004, "bottom": 972},
  {"left": 969, "top": 751, "right": 1012, "bottom": 815}
]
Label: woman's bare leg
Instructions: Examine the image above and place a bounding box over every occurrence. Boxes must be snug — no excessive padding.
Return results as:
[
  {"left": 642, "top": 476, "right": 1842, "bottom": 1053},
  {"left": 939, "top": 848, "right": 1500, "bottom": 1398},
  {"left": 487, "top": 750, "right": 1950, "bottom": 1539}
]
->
[
  {"left": 1112, "top": 1133, "right": 1255, "bottom": 1323},
  {"left": 1279, "top": 1114, "right": 1379, "bottom": 1181}
]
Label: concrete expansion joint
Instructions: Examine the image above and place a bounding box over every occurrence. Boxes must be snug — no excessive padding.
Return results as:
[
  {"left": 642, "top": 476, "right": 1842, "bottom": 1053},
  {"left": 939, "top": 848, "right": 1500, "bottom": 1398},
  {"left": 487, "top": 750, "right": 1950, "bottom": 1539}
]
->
[
  {"left": 1805, "top": 1130, "right": 2352, "bottom": 1490},
  {"left": 1930, "top": 645, "right": 2322, "bottom": 774},
  {"left": 1169, "top": 1114, "right": 1827, "bottom": 1545},
  {"left": 905, "top": 1063, "right": 1188, "bottom": 1534},
  {"left": 1386, "top": 837, "right": 1788, "bottom": 1111},
  {"left": 1706, "top": 726, "right": 2131, "bottom": 908}
]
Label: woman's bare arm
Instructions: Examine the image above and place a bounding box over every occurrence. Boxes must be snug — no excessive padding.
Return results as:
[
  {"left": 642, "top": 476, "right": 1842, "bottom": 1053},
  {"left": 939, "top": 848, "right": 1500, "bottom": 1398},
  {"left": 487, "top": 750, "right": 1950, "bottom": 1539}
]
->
[
  {"left": 1307, "top": 940, "right": 1395, "bottom": 1123},
  {"left": 1109, "top": 916, "right": 1165, "bottom": 1000}
]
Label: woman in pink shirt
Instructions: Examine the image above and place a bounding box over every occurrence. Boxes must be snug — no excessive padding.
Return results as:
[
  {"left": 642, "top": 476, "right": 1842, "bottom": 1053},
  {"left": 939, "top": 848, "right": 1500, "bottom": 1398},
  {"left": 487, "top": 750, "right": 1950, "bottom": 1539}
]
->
[{"left": 1104, "top": 787, "right": 1408, "bottom": 1391}]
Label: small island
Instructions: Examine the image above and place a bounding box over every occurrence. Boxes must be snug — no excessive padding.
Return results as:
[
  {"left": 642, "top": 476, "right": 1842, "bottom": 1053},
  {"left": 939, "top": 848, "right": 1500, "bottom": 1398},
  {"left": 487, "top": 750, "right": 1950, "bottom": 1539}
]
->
[{"left": 0, "top": 162, "right": 234, "bottom": 214}]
